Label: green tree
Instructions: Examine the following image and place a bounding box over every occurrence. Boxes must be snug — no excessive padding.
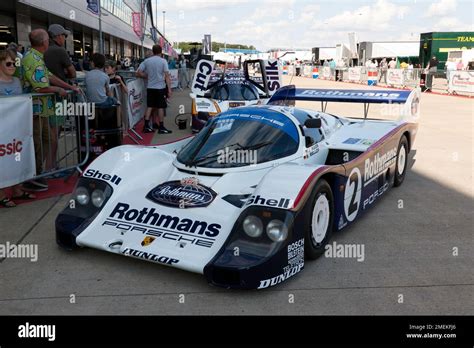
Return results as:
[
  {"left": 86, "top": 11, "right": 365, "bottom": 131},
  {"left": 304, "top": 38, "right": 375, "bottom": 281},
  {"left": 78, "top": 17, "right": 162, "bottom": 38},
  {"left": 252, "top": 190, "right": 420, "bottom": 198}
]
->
[{"left": 177, "top": 41, "right": 257, "bottom": 53}]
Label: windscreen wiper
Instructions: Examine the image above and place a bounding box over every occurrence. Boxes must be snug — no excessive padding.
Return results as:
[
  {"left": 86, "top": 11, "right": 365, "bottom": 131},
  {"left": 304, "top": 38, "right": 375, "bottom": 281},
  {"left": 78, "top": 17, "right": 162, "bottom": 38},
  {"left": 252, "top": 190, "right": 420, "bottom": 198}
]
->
[
  {"left": 186, "top": 141, "right": 273, "bottom": 167},
  {"left": 185, "top": 142, "right": 241, "bottom": 167},
  {"left": 234, "top": 140, "right": 273, "bottom": 151}
]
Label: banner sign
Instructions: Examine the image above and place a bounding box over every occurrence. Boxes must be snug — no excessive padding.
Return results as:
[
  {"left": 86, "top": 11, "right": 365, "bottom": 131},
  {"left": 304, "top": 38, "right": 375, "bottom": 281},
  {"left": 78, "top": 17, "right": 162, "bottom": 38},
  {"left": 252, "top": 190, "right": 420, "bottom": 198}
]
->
[
  {"left": 322, "top": 66, "right": 331, "bottom": 79},
  {"left": 348, "top": 67, "right": 361, "bottom": 82},
  {"left": 0, "top": 95, "right": 36, "bottom": 188},
  {"left": 86, "top": 0, "right": 100, "bottom": 15},
  {"left": 264, "top": 59, "right": 282, "bottom": 95},
  {"left": 132, "top": 12, "right": 142, "bottom": 38},
  {"left": 170, "top": 69, "right": 179, "bottom": 89},
  {"left": 191, "top": 59, "right": 216, "bottom": 96},
  {"left": 203, "top": 34, "right": 212, "bottom": 55},
  {"left": 448, "top": 71, "right": 474, "bottom": 93},
  {"left": 150, "top": 27, "right": 157, "bottom": 43},
  {"left": 387, "top": 69, "right": 405, "bottom": 86},
  {"left": 124, "top": 79, "right": 147, "bottom": 129}
]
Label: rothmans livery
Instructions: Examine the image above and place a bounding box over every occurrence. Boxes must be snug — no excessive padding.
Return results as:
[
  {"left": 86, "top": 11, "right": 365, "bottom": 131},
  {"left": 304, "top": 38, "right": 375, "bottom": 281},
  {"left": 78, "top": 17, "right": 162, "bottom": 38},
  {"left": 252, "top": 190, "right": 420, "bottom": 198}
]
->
[
  {"left": 189, "top": 59, "right": 282, "bottom": 132},
  {"left": 56, "top": 86, "right": 420, "bottom": 290}
]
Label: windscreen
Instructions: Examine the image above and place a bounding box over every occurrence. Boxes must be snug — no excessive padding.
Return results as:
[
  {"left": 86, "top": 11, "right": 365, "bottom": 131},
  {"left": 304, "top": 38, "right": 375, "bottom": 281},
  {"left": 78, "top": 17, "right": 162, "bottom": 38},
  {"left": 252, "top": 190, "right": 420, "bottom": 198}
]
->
[
  {"left": 177, "top": 108, "right": 300, "bottom": 168},
  {"left": 211, "top": 82, "right": 259, "bottom": 101}
]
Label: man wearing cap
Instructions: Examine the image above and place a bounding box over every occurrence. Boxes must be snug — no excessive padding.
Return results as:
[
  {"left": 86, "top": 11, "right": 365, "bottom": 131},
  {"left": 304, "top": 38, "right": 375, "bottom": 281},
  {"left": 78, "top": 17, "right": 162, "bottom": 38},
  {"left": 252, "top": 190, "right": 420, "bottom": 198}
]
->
[
  {"left": 22, "top": 29, "right": 80, "bottom": 191},
  {"left": 44, "top": 24, "right": 76, "bottom": 82}
]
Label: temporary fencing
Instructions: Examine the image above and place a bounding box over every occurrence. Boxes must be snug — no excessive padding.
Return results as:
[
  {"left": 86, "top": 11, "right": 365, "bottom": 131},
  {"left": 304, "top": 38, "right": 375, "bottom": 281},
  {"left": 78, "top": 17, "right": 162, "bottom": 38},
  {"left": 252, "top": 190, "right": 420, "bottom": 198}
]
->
[{"left": 0, "top": 90, "right": 90, "bottom": 189}]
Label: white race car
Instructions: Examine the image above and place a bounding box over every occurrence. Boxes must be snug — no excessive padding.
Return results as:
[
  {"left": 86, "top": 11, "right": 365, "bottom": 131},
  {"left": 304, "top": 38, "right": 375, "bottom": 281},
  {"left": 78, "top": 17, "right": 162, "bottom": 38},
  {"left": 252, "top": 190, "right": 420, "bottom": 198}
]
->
[
  {"left": 56, "top": 86, "right": 420, "bottom": 289},
  {"left": 189, "top": 59, "right": 282, "bottom": 132}
]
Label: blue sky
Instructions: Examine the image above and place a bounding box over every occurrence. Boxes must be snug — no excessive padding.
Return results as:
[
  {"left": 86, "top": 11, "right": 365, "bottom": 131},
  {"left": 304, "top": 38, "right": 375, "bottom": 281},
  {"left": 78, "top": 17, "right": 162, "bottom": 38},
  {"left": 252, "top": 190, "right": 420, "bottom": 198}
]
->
[{"left": 153, "top": 0, "right": 473, "bottom": 51}]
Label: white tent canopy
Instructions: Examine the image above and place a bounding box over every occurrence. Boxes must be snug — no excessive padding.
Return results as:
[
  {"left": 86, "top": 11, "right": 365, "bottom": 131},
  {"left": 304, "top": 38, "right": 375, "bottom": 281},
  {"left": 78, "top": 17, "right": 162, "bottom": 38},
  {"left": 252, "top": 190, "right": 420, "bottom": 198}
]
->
[{"left": 370, "top": 42, "right": 419, "bottom": 58}]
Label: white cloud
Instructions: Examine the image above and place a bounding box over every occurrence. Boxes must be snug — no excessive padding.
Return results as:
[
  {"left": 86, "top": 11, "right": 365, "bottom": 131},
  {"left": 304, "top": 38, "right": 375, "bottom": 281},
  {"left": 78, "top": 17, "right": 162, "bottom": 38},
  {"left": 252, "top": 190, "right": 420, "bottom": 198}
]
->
[
  {"left": 206, "top": 16, "right": 219, "bottom": 24},
  {"left": 154, "top": 0, "right": 473, "bottom": 51},
  {"left": 249, "top": 6, "right": 284, "bottom": 20},
  {"left": 297, "top": 4, "right": 320, "bottom": 23},
  {"left": 156, "top": 0, "right": 250, "bottom": 11},
  {"left": 425, "top": 0, "right": 457, "bottom": 18},
  {"left": 433, "top": 16, "right": 474, "bottom": 31},
  {"left": 224, "top": 19, "right": 294, "bottom": 49},
  {"left": 262, "top": 0, "right": 296, "bottom": 5},
  {"left": 312, "top": 0, "right": 408, "bottom": 32}
]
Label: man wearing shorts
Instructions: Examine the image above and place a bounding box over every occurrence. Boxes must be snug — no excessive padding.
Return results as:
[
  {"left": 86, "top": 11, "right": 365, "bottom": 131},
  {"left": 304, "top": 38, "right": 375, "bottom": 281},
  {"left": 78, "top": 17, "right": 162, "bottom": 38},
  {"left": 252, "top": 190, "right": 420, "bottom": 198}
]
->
[
  {"left": 22, "top": 29, "right": 79, "bottom": 191},
  {"left": 136, "top": 45, "right": 172, "bottom": 133}
]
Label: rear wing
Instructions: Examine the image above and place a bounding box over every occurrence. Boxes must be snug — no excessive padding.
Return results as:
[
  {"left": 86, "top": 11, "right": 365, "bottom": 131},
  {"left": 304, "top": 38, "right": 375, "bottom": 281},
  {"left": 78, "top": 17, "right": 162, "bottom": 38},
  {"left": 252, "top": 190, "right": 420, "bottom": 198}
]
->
[
  {"left": 191, "top": 59, "right": 282, "bottom": 97},
  {"left": 268, "top": 86, "right": 420, "bottom": 120}
]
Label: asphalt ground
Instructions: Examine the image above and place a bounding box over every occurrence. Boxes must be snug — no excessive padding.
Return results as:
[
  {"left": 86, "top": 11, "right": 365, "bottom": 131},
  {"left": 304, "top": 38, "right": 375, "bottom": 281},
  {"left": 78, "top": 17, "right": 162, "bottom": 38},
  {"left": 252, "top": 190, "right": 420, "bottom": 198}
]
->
[{"left": 0, "top": 75, "right": 472, "bottom": 315}]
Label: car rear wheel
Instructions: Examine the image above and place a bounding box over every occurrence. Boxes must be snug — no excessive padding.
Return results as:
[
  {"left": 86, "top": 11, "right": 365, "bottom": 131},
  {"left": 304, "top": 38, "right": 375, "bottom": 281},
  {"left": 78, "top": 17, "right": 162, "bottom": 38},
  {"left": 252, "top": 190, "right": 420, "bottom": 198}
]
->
[
  {"left": 394, "top": 135, "right": 409, "bottom": 187},
  {"left": 304, "top": 179, "right": 334, "bottom": 260}
]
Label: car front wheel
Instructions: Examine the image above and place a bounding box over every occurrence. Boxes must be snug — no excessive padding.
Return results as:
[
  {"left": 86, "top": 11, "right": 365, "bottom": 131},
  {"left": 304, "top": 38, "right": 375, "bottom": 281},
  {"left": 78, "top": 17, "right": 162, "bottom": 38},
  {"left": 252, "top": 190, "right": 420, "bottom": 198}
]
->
[{"left": 304, "top": 179, "right": 334, "bottom": 260}]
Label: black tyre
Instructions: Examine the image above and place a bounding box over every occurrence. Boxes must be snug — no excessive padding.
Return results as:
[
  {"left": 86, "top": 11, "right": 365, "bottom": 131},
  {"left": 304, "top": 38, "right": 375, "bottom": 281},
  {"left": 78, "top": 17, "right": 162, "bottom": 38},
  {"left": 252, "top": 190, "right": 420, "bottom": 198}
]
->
[
  {"left": 303, "top": 179, "right": 334, "bottom": 260},
  {"left": 394, "top": 135, "right": 409, "bottom": 187}
]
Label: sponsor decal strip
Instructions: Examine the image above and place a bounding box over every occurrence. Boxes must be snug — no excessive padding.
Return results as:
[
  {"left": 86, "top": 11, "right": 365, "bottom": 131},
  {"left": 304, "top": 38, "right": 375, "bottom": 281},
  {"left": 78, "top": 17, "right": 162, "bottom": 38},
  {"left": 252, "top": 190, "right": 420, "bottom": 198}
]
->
[
  {"left": 245, "top": 195, "right": 291, "bottom": 208},
  {"left": 103, "top": 218, "right": 216, "bottom": 241},
  {"left": 103, "top": 219, "right": 214, "bottom": 248},
  {"left": 122, "top": 247, "right": 179, "bottom": 265},
  {"left": 257, "top": 264, "right": 303, "bottom": 289},
  {"left": 107, "top": 202, "right": 221, "bottom": 237},
  {"left": 363, "top": 147, "right": 397, "bottom": 187},
  {"left": 83, "top": 169, "right": 122, "bottom": 185},
  {"left": 147, "top": 180, "right": 217, "bottom": 209}
]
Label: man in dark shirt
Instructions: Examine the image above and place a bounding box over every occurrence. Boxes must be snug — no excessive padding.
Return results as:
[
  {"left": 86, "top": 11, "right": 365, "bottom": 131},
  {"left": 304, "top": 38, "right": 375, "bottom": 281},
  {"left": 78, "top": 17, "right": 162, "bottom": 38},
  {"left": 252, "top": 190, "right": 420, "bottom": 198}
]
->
[
  {"left": 425, "top": 56, "right": 439, "bottom": 91},
  {"left": 44, "top": 24, "right": 76, "bottom": 82}
]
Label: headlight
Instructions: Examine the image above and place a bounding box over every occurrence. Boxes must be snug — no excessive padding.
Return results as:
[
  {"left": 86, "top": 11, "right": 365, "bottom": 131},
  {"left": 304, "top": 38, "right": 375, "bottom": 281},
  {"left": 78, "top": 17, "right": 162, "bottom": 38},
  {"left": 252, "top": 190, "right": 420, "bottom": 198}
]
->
[
  {"left": 91, "top": 189, "right": 106, "bottom": 208},
  {"left": 75, "top": 187, "right": 90, "bottom": 205},
  {"left": 266, "top": 219, "right": 288, "bottom": 242},
  {"left": 243, "top": 215, "right": 263, "bottom": 238}
]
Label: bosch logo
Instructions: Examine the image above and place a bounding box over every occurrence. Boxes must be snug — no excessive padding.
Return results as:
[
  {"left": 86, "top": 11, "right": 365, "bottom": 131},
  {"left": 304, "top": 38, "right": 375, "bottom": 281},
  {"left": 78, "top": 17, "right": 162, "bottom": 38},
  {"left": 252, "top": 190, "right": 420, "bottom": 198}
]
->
[{"left": 0, "top": 139, "right": 22, "bottom": 157}]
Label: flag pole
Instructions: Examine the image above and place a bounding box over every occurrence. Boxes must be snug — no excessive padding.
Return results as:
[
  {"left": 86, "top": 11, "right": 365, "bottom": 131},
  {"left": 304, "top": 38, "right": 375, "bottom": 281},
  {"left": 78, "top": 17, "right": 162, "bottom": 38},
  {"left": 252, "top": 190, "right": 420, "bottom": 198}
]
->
[{"left": 98, "top": 0, "right": 103, "bottom": 54}]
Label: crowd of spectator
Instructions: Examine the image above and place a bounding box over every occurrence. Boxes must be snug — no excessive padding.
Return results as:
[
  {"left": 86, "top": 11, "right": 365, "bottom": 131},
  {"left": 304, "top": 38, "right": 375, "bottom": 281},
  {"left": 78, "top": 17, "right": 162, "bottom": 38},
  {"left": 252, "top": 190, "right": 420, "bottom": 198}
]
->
[{"left": 0, "top": 24, "right": 188, "bottom": 207}]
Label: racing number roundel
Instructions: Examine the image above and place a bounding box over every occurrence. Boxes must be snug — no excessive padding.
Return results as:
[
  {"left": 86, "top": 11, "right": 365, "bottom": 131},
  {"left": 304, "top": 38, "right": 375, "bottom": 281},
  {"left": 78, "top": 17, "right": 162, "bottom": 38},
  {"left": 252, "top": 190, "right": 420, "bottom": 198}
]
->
[{"left": 344, "top": 167, "right": 361, "bottom": 222}]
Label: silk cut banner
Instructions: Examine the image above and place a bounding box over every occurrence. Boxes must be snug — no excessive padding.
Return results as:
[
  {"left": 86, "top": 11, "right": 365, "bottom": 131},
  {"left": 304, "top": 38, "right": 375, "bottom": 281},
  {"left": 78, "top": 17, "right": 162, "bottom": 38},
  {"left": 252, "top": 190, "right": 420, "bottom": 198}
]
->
[{"left": 0, "top": 95, "right": 35, "bottom": 188}]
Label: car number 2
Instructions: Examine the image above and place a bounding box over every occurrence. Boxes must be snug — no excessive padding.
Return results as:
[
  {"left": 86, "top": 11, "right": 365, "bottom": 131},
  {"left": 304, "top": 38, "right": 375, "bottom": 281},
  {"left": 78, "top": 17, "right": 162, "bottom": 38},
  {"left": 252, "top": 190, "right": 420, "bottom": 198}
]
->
[{"left": 344, "top": 167, "right": 361, "bottom": 222}]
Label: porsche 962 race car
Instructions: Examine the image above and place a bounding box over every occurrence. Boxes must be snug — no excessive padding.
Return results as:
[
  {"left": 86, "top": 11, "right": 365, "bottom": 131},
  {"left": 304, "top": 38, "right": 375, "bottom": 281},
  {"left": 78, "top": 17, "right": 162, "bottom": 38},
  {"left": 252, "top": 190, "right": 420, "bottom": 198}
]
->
[
  {"left": 56, "top": 86, "right": 420, "bottom": 290},
  {"left": 189, "top": 59, "right": 282, "bottom": 132}
]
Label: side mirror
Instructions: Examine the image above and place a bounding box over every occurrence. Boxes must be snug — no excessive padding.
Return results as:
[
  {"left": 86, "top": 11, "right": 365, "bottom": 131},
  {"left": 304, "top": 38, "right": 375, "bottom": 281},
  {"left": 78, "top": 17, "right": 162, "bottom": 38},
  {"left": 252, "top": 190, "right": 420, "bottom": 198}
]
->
[{"left": 304, "top": 118, "right": 322, "bottom": 128}]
